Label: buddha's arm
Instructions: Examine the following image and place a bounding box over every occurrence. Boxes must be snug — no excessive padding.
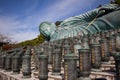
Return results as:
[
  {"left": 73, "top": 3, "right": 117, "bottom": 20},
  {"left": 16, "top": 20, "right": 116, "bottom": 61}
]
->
[
  {"left": 59, "top": 4, "right": 119, "bottom": 28},
  {"left": 50, "top": 10, "right": 120, "bottom": 41},
  {"left": 77, "top": 10, "right": 120, "bottom": 35}
]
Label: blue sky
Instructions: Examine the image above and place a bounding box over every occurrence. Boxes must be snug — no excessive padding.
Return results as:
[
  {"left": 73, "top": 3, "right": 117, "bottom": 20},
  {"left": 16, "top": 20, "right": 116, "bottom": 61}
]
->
[{"left": 0, "top": 0, "right": 110, "bottom": 42}]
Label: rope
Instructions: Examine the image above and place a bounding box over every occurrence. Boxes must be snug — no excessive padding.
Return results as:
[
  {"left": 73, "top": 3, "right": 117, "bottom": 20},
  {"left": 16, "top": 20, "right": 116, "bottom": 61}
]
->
[{"left": 85, "top": 12, "right": 100, "bottom": 30}]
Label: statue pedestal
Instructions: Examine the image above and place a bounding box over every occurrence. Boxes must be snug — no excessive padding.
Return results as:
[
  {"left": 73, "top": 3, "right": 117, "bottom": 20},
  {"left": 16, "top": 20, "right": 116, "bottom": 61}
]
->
[
  {"left": 79, "top": 77, "right": 91, "bottom": 80},
  {"left": 4, "top": 70, "right": 11, "bottom": 72},
  {"left": 11, "top": 72, "right": 20, "bottom": 75},
  {"left": 52, "top": 72, "right": 61, "bottom": 76},
  {"left": 64, "top": 53, "right": 78, "bottom": 80},
  {"left": 38, "top": 54, "right": 48, "bottom": 80},
  {"left": 52, "top": 45, "right": 61, "bottom": 76},
  {"left": 22, "top": 75, "right": 31, "bottom": 78},
  {"left": 91, "top": 68, "right": 102, "bottom": 72},
  {"left": 101, "top": 62, "right": 110, "bottom": 65}
]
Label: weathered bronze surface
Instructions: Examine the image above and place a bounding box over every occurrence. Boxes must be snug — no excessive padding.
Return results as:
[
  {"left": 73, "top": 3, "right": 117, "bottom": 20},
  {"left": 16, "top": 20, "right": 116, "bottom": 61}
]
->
[
  {"left": 22, "top": 53, "right": 31, "bottom": 78},
  {"left": 99, "top": 39, "right": 110, "bottom": 62},
  {"left": 115, "top": 33, "right": 120, "bottom": 51},
  {"left": 0, "top": 53, "right": 5, "bottom": 69},
  {"left": 48, "top": 43, "right": 52, "bottom": 64},
  {"left": 52, "top": 44, "right": 61, "bottom": 75},
  {"left": 64, "top": 53, "right": 78, "bottom": 80},
  {"left": 38, "top": 54, "right": 48, "bottom": 80},
  {"left": 78, "top": 49, "right": 91, "bottom": 77},
  {"left": 12, "top": 54, "right": 20, "bottom": 74},
  {"left": 113, "top": 52, "right": 120, "bottom": 80},
  {"left": 4, "top": 54, "right": 12, "bottom": 71},
  {"left": 90, "top": 44, "right": 101, "bottom": 69},
  {"left": 108, "top": 35, "right": 116, "bottom": 54}
]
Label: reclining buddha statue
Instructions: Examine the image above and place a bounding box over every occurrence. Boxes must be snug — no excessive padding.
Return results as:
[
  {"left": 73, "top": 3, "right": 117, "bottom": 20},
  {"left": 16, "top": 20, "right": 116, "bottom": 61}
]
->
[{"left": 39, "top": 3, "right": 120, "bottom": 41}]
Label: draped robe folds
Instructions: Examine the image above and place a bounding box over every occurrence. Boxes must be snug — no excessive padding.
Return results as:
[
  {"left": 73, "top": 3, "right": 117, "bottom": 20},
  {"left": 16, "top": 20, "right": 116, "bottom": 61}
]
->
[{"left": 39, "top": 4, "right": 120, "bottom": 41}]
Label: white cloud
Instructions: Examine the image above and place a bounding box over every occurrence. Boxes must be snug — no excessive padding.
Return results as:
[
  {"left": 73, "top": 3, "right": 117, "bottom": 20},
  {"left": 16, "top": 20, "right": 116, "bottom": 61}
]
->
[
  {"left": 37, "top": 0, "right": 97, "bottom": 20},
  {"left": 0, "top": 15, "right": 39, "bottom": 42},
  {"left": 10, "top": 30, "right": 38, "bottom": 43}
]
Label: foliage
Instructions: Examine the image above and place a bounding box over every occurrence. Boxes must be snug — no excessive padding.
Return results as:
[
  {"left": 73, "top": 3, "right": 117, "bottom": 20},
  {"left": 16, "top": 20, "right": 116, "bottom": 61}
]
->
[
  {"left": 2, "top": 44, "right": 13, "bottom": 50},
  {"left": 0, "top": 33, "right": 12, "bottom": 43},
  {"left": 16, "top": 34, "right": 45, "bottom": 47},
  {"left": 114, "top": 0, "right": 120, "bottom": 5},
  {"left": 0, "top": 33, "right": 13, "bottom": 51}
]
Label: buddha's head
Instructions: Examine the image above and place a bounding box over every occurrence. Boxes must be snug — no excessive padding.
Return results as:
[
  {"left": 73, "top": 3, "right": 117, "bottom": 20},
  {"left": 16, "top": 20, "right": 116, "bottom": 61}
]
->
[{"left": 39, "top": 21, "right": 56, "bottom": 41}]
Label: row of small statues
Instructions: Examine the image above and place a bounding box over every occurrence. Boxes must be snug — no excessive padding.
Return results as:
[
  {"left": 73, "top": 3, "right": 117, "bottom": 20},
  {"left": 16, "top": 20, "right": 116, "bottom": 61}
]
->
[{"left": 0, "top": 28, "right": 120, "bottom": 80}]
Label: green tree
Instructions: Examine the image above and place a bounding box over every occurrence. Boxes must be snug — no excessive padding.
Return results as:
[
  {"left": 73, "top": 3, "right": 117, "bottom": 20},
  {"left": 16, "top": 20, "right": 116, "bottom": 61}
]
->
[
  {"left": 16, "top": 34, "right": 45, "bottom": 47},
  {"left": 114, "top": 0, "right": 120, "bottom": 5}
]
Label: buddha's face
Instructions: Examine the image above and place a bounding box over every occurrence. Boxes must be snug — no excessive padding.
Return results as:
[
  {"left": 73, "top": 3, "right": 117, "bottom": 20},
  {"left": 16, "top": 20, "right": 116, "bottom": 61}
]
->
[{"left": 39, "top": 22, "right": 56, "bottom": 41}]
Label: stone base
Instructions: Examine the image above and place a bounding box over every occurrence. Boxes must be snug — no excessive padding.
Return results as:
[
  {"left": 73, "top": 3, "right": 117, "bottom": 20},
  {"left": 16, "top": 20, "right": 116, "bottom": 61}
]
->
[
  {"left": 0, "top": 67, "right": 4, "bottom": 69},
  {"left": 11, "top": 72, "right": 20, "bottom": 75},
  {"left": 79, "top": 77, "right": 91, "bottom": 80},
  {"left": 101, "top": 62, "right": 110, "bottom": 64},
  {"left": 52, "top": 72, "right": 61, "bottom": 76},
  {"left": 90, "top": 71, "right": 115, "bottom": 80},
  {"left": 100, "top": 64, "right": 115, "bottom": 71},
  {"left": 48, "top": 64, "right": 52, "bottom": 67},
  {"left": 91, "top": 68, "right": 102, "bottom": 72},
  {"left": 4, "top": 70, "right": 11, "bottom": 72},
  {"left": 22, "top": 75, "right": 31, "bottom": 78},
  {"left": 49, "top": 73, "right": 62, "bottom": 80}
]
